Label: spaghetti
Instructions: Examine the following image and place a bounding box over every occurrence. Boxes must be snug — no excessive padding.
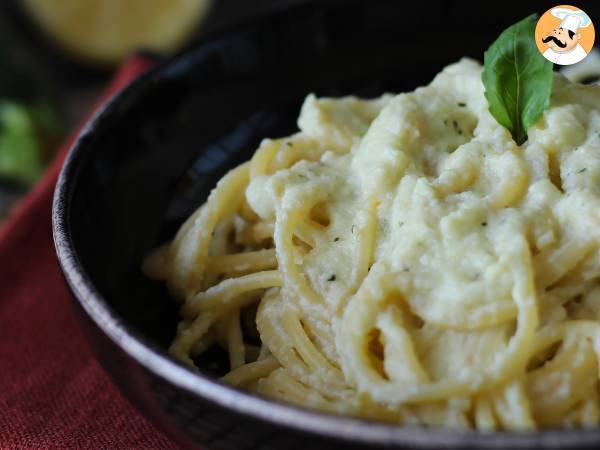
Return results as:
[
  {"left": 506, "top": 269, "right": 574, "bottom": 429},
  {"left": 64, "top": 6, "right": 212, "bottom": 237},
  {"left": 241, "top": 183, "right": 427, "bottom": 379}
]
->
[{"left": 144, "top": 59, "right": 600, "bottom": 429}]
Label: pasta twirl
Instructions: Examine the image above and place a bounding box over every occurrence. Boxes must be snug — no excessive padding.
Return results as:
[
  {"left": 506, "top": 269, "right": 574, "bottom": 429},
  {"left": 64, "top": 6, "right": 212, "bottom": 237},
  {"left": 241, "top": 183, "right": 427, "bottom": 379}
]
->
[{"left": 144, "top": 59, "right": 600, "bottom": 429}]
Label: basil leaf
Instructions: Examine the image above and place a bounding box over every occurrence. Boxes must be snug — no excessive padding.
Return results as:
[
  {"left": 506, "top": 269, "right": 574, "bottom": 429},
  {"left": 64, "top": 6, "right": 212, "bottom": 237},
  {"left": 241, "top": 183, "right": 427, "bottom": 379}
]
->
[{"left": 482, "top": 14, "right": 553, "bottom": 145}]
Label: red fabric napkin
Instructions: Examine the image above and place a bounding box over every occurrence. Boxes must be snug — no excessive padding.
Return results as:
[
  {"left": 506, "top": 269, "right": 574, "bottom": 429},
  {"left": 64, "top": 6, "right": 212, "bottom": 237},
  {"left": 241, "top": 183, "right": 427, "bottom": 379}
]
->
[{"left": 0, "top": 57, "right": 177, "bottom": 449}]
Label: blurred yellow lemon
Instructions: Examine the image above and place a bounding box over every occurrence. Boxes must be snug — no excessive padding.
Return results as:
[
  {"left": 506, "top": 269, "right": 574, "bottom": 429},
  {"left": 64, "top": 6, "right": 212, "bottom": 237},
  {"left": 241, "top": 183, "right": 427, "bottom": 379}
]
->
[{"left": 22, "top": 0, "right": 212, "bottom": 65}]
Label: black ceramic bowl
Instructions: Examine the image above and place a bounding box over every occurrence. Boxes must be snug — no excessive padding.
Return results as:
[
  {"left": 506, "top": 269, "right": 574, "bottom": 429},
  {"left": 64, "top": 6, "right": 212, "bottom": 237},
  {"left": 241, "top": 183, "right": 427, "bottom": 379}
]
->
[{"left": 52, "top": 1, "right": 600, "bottom": 448}]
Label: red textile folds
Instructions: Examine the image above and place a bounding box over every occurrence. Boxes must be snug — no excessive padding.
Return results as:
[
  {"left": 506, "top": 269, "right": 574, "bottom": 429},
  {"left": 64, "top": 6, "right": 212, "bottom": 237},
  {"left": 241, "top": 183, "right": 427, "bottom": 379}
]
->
[{"left": 0, "top": 57, "right": 177, "bottom": 450}]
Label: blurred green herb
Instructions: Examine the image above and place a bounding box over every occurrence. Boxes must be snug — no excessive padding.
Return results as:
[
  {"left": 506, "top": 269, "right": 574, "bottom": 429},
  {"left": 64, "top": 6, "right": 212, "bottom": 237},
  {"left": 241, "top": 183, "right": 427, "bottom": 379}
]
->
[
  {"left": 482, "top": 14, "right": 553, "bottom": 145},
  {"left": 0, "top": 100, "right": 62, "bottom": 185},
  {"left": 0, "top": 10, "right": 65, "bottom": 188}
]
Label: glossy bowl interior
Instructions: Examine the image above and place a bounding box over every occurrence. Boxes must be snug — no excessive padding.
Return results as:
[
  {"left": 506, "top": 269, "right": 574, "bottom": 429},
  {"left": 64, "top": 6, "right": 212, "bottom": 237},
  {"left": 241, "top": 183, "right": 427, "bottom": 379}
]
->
[{"left": 53, "top": 1, "right": 600, "bottom": 448}]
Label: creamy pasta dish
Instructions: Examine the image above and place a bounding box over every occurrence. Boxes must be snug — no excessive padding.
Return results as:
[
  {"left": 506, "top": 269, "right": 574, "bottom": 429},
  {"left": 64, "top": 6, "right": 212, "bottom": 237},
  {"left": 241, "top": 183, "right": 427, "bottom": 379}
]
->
[{"left": 144, "top": 59, "right": 600, "bottom": 430}]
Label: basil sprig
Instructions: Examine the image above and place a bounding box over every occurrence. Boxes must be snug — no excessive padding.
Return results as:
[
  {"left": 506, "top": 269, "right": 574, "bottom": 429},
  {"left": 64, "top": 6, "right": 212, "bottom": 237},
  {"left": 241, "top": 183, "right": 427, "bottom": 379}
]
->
[{"left": 482, "top": 14, "right": 553, "bottom": 146}]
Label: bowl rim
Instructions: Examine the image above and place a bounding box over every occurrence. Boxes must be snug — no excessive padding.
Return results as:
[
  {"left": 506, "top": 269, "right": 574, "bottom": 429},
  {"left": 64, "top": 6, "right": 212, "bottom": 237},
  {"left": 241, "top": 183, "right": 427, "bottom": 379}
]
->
[{"left": 51, "top": 26, "right": 600, "bottom": 450}]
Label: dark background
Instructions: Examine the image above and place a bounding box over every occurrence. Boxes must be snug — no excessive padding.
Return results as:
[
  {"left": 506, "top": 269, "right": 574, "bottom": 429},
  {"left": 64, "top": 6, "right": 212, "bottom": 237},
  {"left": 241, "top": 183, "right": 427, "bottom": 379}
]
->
[{"left": 2, "top": 0, "right": 599, "bottom": 124}]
